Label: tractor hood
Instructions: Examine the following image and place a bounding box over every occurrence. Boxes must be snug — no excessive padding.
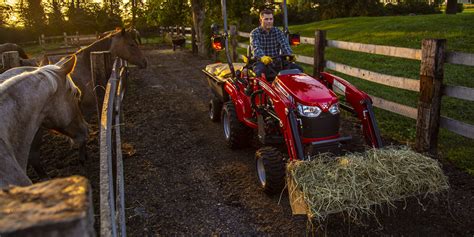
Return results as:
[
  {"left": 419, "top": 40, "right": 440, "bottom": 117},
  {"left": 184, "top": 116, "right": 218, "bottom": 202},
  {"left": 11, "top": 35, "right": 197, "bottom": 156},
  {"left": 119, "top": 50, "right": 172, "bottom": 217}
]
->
[{"left": 274, "top": 73, "right": 338, "bottom": 108}]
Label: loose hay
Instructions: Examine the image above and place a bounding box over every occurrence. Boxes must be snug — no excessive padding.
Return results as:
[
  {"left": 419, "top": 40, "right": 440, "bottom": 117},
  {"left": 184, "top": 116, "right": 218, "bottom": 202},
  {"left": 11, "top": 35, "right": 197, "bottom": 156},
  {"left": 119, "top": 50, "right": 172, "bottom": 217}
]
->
[{"left": 287, "top": 146, "right": 449, "bottom": 221}]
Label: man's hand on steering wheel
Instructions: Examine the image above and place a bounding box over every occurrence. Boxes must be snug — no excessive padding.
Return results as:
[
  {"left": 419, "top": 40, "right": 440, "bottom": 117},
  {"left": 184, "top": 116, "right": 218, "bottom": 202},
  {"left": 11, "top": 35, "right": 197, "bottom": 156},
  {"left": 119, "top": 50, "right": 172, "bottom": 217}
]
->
[{"left": 260, "top": 55, "right": 273, "bottom": 65}]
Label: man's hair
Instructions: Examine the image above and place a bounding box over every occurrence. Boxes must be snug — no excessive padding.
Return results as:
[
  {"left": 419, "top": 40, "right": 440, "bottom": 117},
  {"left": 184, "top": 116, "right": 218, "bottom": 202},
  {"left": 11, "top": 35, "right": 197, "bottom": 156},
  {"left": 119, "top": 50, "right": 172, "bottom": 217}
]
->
[{"left": 259, "top": 9, "right": 273, "bottom": 18}]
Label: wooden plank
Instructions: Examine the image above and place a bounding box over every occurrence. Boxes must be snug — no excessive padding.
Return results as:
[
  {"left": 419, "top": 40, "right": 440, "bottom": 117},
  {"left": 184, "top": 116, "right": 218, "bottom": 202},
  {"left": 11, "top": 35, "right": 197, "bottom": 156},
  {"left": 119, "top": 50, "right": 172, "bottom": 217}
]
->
[
  {"left": 100, "top": 78, "right": 118, "bottom": 237},
  {"left": 295, "top": 55, "right": 313, "bottom": 65},
  {"left": 326, "top": 60, "right": 420, "bottom": 91},
  {"left": 230, "top": 25, "right": 238, "bottom": 61},
  {"left": 313, "top": 30, "right": 326, "bottom": 77},
  {"left": 415, "top": 39, "right": 446, "bottom": 154},
  {"left": 440, "top": 116, "right": 474, "bottom": 139},
  {"left": 238, "top": 31, "right": 250, "bottom": 38},
  {"left": 327, "top": 40, "right": 422, "bottom": 60},
  {"left": 91, "top": 51, "right": 113, "bottom": 120},
  {"left": 2, "top": 51, "right": 20, "bottom": 69},
  {"left": 238, "top": 42, "right": 249, "bottom": 48},
  {"left": 443, "top": 85, "right": 474, "bottom": 102},
  {"left": 300, "top": 36, "right": 314, "bottom": 45},
  {"left": 370, "top": 95, "right": 418, "bottom": 119},
  {"left": 445, "top": 51, "right": 474, "bottom": 66},
  {"left": 114, "top": 92, "right": 126, "bottom": 237}
]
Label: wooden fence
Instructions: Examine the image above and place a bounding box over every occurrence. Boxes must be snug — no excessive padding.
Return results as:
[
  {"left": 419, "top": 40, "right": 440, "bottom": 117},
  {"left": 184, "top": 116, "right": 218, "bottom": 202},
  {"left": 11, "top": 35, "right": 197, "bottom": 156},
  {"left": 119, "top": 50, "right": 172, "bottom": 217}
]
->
[
  {"left": 235, "top": 29, "right": 474, "bottom": 155},
  {"left": 38, "top": 32, "right": 99, "bottom": 46},
  {"left": 91, "top": 52, "right": 128, "bottom": 237}
]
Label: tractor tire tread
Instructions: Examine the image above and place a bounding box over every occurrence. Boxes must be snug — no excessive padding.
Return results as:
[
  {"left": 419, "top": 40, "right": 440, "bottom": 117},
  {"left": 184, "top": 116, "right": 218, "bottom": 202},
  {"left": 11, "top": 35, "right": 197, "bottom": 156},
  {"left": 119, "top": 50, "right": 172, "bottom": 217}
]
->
[
  {"left": 222, "top": 102, "right": 252, "bottom": 149},
  {"left": 256, "top": 146, "right": 286, "bottom": 195}
]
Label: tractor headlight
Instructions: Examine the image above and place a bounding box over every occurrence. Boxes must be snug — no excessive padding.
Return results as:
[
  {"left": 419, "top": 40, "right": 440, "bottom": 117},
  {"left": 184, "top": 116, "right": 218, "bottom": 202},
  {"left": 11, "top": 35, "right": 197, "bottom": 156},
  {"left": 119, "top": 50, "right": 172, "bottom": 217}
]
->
[
  {"left": 329, "top": 103, "right": 340, "bottom": 115},
  {"left": 297, "top": 103, "right": 321, "bottom": 117}
]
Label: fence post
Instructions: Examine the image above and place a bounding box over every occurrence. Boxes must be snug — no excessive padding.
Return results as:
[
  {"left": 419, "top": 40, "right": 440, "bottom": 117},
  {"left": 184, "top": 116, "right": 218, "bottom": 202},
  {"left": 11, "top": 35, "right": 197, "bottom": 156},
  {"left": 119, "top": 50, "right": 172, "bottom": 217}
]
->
[
  {"left": 230, "top": 25, "right": 238, "bottom": 61},
  {"left": 415, "top": 39, "right": 446, "bottom": 156},
  {"left": 63, "top": 32, "right": 68, "bottom": 46},
  {"left": 313, "top": 30, "right": 326, "bottom": 78},
  {"left": 91, "top": 51, "right": 113, "bottom": 123},
  {"left": 2, "top": 51, "right": 20, "bottom": 70},
  {"left": 76, "top": 31, "right": 79, "bottom": 45}
]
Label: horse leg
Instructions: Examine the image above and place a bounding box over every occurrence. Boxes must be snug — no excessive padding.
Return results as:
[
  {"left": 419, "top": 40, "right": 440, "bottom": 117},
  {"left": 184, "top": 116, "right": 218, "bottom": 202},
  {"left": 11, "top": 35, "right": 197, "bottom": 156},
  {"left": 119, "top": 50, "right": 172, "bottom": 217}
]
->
[{"left": 29, "top": 128, "right": 50, "bottom": 180}]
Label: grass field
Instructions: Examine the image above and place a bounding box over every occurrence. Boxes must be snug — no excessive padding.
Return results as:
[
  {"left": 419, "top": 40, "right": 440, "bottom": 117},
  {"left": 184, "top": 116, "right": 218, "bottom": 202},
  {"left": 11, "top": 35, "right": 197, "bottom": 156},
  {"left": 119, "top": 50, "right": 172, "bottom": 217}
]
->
[
  {"left": 20, "top": 13, "right": 473, "bottom": 174},
  {"left": 237, "top": 13, "right": 474, "bottom": 174}
]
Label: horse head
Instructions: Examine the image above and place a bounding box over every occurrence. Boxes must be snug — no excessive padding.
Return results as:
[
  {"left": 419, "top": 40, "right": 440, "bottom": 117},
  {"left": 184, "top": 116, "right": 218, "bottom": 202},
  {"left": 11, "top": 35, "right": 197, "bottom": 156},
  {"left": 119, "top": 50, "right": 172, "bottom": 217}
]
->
[
  {"left": 41, "top": 55, "right": 88, "bottom": 149},
  {"left": 110, "top": 28, "right": 147, "bottom": 68}
]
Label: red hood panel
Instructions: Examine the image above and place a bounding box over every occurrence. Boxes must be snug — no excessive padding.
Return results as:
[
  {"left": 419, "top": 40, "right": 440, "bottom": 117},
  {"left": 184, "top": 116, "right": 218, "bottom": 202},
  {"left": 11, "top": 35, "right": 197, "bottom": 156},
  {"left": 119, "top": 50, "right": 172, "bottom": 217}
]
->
[{"left": 275, "top": 74, "right": 337, "bottom": 107}]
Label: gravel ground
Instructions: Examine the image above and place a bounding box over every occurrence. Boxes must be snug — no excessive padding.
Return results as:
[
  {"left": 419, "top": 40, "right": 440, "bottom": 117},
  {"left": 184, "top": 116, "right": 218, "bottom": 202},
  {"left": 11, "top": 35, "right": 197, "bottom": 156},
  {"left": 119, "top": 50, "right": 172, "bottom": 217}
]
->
[{"left": 31, "top": 46, "right": 474, "bottom": 236}]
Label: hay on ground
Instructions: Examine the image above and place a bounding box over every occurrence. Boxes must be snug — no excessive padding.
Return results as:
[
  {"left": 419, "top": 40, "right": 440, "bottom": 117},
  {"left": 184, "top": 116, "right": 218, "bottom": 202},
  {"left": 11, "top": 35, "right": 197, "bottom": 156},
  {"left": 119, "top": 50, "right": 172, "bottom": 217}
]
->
[{"left": 287, "top": 146, "right": 449, "bottom": 221}]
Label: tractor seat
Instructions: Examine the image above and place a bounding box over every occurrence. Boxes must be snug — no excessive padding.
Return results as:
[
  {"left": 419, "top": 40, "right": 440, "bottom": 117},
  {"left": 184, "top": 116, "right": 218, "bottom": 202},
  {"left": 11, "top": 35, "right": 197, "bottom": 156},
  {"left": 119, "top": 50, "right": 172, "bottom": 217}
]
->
[{"left": 277, "top": 69, "right": 302, "bottom": 76}]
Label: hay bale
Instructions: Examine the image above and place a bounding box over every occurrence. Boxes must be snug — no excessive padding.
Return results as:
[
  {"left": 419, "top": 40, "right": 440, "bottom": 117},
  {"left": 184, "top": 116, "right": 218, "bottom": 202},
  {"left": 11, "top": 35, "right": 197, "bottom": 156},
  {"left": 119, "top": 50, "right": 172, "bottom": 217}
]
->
[{"left": 287, "top": 146, "right": 449, "bottom": 221}]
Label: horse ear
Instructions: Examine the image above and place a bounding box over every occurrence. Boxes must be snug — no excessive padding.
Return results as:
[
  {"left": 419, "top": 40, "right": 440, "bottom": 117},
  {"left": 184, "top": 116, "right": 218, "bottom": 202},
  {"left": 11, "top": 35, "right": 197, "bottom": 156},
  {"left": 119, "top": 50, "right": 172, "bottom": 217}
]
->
[
  {"left": 39, "top": 55, "right": 50, "bottom": 66},
  {"left": 57, "top": 55, "right": 77, "bottom": 75}
]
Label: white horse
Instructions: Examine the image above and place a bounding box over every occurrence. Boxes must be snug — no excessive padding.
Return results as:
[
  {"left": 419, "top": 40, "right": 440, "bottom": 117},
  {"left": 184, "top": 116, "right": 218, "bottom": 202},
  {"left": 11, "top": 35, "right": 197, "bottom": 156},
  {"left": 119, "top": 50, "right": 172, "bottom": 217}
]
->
[{"left": 0, "top": 55, "right": 88, "bottom": 188}]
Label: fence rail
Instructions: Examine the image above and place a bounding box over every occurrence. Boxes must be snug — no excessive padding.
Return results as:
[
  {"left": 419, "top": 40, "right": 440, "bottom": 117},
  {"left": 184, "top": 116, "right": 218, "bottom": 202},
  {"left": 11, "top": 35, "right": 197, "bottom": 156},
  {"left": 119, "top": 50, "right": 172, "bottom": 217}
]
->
[
  {"left": 236, "top": 29, "right": 474, "bottom": 153},
  {"left": 38, "top": 32, "right": 99, "bottom": 46},
  {"left": 94, "top": 54, "right": 128, "bottom": 237}
]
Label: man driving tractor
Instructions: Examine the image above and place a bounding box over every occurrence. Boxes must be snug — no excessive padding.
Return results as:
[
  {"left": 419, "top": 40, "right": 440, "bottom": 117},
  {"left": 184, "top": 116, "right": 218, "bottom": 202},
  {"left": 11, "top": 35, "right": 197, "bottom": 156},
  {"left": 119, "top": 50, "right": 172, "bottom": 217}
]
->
[{"left": 250, "top": 9, "right": 303, "bottom": 78}]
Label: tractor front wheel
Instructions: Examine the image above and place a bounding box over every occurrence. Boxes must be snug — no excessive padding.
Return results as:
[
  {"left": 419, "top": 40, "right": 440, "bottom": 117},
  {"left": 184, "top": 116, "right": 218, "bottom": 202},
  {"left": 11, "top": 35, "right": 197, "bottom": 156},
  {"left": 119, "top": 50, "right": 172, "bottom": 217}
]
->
[
  {"left": 255, "top": 146, "right": 286, "bottom": 195},
  {"left": 209, "top": 96, "right": 222, "bottom": 122},
  {"left": 221, "top": 101, "right": 252, "bottom": 149}
]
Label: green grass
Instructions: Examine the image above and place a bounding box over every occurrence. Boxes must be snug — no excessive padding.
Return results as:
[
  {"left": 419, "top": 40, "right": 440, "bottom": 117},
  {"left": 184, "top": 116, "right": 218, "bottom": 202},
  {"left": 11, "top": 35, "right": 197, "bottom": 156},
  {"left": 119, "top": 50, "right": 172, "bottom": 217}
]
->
[
  {"left": 239, "top": 13, "right": 474, "bottom": 174},
  {"left": 293, "top": 14, "right": 474, "bottom": 174}
]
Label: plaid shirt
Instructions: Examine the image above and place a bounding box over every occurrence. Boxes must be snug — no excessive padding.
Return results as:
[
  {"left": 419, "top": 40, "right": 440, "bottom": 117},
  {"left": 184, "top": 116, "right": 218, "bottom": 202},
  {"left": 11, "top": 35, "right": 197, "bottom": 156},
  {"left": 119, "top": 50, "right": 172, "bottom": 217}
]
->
[{"left": 250, "top": 26, "right": 292, "bottom": 59}]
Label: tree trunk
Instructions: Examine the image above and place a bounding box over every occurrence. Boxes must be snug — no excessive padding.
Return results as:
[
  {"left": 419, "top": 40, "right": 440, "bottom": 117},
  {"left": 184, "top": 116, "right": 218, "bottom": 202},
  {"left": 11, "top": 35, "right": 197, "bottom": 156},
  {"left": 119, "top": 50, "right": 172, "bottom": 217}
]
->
[
  {"left": 191, "top": 0, "right": 207, "bottom": 57},
  {"left": 446, "top": 0, "right": 457, "bottom": 14}
]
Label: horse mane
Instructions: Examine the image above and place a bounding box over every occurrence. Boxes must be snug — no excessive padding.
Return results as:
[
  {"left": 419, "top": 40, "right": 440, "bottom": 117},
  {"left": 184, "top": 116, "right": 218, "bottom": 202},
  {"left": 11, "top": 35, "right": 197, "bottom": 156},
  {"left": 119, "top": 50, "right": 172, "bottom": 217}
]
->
[
  {"left": 0, "top": 65, "right": 80, "bottom": 99},
  {"left": 41, "top": 65, "right": 82, "bottom": 98}
]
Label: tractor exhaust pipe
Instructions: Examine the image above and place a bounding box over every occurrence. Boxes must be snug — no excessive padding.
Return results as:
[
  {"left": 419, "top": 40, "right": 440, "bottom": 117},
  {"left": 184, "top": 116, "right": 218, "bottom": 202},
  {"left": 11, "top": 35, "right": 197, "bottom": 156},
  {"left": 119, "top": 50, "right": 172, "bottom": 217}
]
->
[{"left": 221, "top": 0, "right": 235, "bottom": 79}]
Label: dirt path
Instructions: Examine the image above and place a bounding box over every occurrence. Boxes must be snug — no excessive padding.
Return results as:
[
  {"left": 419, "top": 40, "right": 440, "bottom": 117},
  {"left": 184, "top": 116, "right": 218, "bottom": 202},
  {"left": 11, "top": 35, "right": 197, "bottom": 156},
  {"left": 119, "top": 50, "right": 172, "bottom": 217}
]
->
[
  {"left": 33, "top": 46, "right": 474, "bottom": 236},
  {"left": 120, "top": 48, "right": 474, "bottom": 236}
]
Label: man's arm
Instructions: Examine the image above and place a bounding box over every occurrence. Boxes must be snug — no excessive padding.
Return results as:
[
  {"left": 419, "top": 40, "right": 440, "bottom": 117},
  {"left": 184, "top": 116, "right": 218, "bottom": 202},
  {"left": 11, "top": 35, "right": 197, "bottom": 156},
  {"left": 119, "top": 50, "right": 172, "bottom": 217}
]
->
[
  {"left": 278, "top": 30, "right": 292, "bottom": 55},
  {"left": 250, "top": 30, "right": 265, "bottom": 59}
]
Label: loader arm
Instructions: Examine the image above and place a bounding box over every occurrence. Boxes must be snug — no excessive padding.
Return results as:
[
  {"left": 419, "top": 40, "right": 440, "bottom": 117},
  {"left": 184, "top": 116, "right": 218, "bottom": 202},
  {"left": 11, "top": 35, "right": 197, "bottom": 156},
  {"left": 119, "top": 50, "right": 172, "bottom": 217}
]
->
[{"left": 319, "top": 72, "right": 383, "bottom": 148}]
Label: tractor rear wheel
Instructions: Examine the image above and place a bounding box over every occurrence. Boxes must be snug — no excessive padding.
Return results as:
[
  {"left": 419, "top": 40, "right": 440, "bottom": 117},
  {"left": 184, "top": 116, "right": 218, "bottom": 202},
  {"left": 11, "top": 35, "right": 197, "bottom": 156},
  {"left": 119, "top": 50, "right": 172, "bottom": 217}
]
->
[
  {"left": 221, "top": 101, "right": 252, "bottom": 149},
  {"left": 209, "top": 96, "right": 222, "bottom": 122},
  {"left": 255, "top": 146, "right": 286, "bottom": 195}
]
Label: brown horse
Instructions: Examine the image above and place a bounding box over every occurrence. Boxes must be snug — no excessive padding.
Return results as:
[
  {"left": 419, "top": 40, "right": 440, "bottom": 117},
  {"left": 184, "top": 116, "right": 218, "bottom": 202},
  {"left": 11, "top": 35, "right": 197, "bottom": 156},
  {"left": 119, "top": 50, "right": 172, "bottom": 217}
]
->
[
  {"left": 49, "top": 28, "right": 147, "bottom": 119},
  {"left": 0, "top": 43, "right": 29, "bottom": 59},
  {"left": 0, "top": 55, "right": 88, "bottom": 188}
]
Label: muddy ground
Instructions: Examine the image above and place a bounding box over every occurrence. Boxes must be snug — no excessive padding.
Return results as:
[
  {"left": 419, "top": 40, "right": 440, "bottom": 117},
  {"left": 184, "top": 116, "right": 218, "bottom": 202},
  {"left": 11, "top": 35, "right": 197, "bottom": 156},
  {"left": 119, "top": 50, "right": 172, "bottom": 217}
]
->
[{"left": 32, "top": 45, "right": 474, "bottom": 236}]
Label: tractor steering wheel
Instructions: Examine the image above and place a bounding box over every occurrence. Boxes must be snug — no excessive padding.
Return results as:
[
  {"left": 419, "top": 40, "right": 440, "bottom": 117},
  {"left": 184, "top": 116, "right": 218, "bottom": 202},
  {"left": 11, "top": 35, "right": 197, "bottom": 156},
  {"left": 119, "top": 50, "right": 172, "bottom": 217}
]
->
[{"left": 266, "top": 54, "right": 294, "bottom": 78}]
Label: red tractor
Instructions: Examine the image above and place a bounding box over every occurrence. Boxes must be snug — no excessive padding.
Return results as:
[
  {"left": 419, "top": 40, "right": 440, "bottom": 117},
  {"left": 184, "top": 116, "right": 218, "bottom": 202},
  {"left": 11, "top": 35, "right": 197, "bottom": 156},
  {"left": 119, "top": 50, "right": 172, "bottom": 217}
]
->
[{"left": 204, "top": 0, "right": 383, "bottom": 195}]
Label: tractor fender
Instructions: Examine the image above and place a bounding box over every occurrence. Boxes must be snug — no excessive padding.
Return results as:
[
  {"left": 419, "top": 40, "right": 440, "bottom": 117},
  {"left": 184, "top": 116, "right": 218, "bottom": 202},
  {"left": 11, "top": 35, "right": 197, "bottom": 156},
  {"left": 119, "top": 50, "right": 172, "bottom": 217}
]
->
[{"left": 223, "top": 82, "right": 247, "bottom": 121}]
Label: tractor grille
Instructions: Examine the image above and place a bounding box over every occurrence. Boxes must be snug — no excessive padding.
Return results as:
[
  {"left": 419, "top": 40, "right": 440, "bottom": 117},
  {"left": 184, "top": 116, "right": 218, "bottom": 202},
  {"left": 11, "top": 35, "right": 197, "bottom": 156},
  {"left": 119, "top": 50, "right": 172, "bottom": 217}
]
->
[{"left": 299, "top": 112, "right": 340, "bottom": 139}]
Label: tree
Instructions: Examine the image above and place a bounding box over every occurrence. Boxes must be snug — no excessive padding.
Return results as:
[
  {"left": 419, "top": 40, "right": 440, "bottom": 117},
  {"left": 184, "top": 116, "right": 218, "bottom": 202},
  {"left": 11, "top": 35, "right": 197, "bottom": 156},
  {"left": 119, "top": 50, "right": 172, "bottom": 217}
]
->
[
  {"left": 445, "top": 0, "right": 457, "bottom": 14},
  {"left": 0, "top": 3, "right": 13, "bottom": 27},
  {"left": 46, "top": 0, "right": 65, "bottom": 35},
  {"left": 191, "top": 0, "right": 207, "bottom": 57},
  {"left": 16, "top": 0, "right": 47, "bottom": 36}
]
